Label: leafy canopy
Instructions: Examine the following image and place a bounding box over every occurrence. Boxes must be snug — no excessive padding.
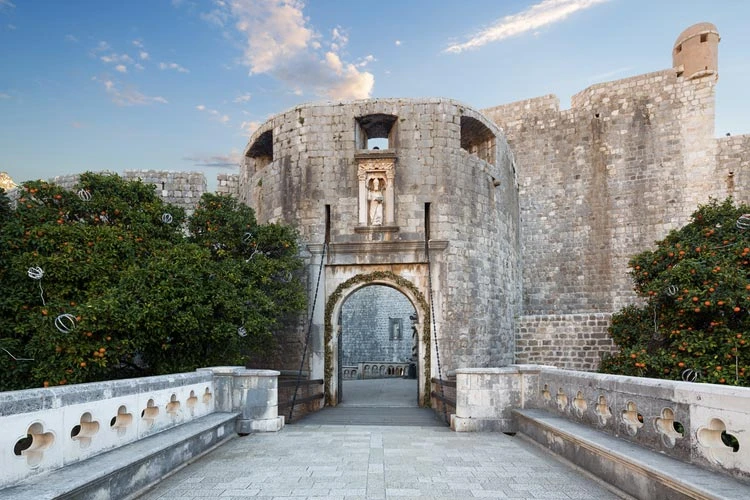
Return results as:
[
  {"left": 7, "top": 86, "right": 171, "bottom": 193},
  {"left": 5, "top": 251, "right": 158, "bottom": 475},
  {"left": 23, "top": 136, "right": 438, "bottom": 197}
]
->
[
  {"left": 0, "top": 173, "right": 305, "bottom": 390},
  {"left": 600, "top": 198, "right": 750, "bottom": 386}
]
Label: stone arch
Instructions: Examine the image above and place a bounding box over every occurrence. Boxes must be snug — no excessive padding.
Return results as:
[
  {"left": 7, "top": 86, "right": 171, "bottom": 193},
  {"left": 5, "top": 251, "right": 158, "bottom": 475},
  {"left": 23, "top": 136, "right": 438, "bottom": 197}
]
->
[{"left": 324, "top": 271, "right": 431, "bottom": 407}]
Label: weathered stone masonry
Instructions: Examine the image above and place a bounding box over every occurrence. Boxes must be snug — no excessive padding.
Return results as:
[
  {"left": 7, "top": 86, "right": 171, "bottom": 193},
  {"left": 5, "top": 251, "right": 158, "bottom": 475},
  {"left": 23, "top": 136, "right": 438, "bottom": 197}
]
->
[
  {"left": 20, "top": 23, "right": 749, "bottom": 385},
  {"left": 232, "top": 22, "right": 750, "bottom": 382}
]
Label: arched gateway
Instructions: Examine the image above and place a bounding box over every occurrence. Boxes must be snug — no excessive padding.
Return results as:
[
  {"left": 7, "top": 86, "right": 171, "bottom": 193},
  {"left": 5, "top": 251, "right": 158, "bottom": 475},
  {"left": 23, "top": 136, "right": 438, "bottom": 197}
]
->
[{"left": 240, "top": 98, "right": 522, "bottom": 408}]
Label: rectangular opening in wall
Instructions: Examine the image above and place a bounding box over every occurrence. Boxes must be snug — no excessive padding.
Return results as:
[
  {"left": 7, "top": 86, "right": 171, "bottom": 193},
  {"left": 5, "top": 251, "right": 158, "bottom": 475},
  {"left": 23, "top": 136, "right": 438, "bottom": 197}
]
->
[
  {"left": 424, "top": 202, "right": 431, "bottom": 242},
  {"left": 700, "top": 34, "right": 708, "bottom": 43},
  {"left": 675, "top": 44, "right": 682, "bottom": 53},
  {"left": 325, "top": 204, "right": 331, "bottom": 244}
]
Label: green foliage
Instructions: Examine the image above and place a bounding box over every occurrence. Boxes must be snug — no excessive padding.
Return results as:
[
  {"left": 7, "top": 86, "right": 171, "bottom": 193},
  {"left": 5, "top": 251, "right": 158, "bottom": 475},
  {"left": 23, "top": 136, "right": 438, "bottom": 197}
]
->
[
  {"left": 600, "top": 198, "right": 750, "bottom": 386},
  {"left": 0, "top": 173, "right": 305, "bottom": 390}
]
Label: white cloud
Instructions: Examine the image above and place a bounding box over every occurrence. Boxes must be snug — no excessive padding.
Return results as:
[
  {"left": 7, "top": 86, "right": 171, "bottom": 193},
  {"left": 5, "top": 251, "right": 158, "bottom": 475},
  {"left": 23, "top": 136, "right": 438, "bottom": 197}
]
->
[
  {"left": 395, "top": 40, "right": 401, "bottom": 46},
  {"left": 183, "top": 151, "right": 241, "bottom": 168},
  {"left": 0, "top": 92, "right": 10, "bottom": 99},
  {"left": 196, "top": 103, "right": 230, "bottom": 124},
  {"left": 7, "top": 23, "right": 16, "bottom": 30},
  {"left": 140, "top": 51, "right": 149, "bottom": 60},
  {"left": 65, "top": 34, "right": 78, "bottom": 43},
  {"left": 159, "top": 61, "right": 189, "bottom": 73},
  {"left": 134, "top": 63, "right": 145, "bottom": 71},
  {"left": 95, "top": 77, "right": 168, "bottom": 106},
  {"left": 101, "top": 53, "right": 134, "bottom": 64},
  {"left": 115, "top": 64, "right": 127, "bottom": 73},
  {"left": 211, "top": 0, "right": 373, "bottom": 100},
  {"left": 132, "top": 39, "right": 144, "bottom": 48},
  {"left": 445, "top": 0, "right": 609, "bottom": 54},
  {"left": 93, "top": 41, "right": 110, "bottom": 52},
  {"left": 233, "top": 93, "right": 252, "bottom": 103},
  {"left": 0, "top": 0, "right": 15, "bottom": 9},
  {"left": 356, "top": 54, "right": 376, "bottom": 68},
  {"left": 241, "top": 120, "right": 260, "bottom": 135}
]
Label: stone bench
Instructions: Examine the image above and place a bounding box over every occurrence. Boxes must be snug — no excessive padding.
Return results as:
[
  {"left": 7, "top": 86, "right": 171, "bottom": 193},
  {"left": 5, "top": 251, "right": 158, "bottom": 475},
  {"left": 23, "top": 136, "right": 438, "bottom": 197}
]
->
[
  {"left": 514, "top": 408, "right": 750, "bottom": 500},
  {"left": 1, "top": 411, "right": 238, "bottom": 499}
]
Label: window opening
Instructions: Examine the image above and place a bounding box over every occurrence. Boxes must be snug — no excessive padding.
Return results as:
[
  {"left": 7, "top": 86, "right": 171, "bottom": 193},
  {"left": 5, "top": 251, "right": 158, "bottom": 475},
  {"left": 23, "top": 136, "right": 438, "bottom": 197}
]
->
[{"left": 356, "top": 114, "right": 397, "bottom": 150}]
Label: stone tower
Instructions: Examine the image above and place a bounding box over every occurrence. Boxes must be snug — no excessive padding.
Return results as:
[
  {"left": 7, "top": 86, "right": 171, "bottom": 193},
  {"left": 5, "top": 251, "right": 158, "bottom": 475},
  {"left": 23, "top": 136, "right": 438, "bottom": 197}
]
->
[
  {"left": 240, "top": 99, "right": 521, "bottom": 405},
  {"left": 672, "top": 22, "right": 720, "bottom": 80}
]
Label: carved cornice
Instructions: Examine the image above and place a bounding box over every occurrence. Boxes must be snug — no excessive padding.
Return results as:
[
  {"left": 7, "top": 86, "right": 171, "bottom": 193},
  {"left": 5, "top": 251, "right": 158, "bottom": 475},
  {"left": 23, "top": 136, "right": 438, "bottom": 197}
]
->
[{"left": 307, "top": 240, "right": 448, "bottom": 256}]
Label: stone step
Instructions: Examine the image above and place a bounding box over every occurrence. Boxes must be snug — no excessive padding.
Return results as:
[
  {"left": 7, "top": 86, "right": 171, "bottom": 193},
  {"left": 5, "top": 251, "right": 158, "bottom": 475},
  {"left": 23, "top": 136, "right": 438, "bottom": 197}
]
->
[
  {"left": 291, "top": 406, "right": 444, "bottom": 426},
  {"left": 1, "top": 412, "right": 238, "bottom": 500},
  {"left": 513, "top": 408, "right": 750, "bottom": 500}
]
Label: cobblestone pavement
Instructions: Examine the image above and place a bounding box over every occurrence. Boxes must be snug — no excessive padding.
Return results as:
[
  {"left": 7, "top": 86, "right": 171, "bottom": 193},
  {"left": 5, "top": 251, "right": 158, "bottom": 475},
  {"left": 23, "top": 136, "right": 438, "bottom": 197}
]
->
[{"left": 138, "top": 423, "right": 624, "bottom": 500}]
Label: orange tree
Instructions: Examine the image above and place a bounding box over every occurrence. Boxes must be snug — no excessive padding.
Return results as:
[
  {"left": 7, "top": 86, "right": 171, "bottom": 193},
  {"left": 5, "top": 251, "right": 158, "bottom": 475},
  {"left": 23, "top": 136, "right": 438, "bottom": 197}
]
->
[
  {"left": 600, "top": 198, "right": 750, "bottom": 386},
  {"left": 0, "top": 174, "right": 304, "bottom": 390}
]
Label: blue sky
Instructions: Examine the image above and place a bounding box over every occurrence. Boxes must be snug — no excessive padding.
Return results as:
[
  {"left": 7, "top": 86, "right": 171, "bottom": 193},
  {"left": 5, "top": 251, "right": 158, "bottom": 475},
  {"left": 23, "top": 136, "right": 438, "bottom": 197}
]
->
[{"left": 1, "top": 0, "right": 748, "bottom": 191}]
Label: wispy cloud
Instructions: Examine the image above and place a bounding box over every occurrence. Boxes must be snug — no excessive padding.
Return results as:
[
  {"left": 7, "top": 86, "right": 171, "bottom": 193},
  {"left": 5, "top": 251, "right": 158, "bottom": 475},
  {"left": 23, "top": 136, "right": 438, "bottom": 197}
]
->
[
  {"left": 183, "top": 153, "right": 241, "bottom": 168},
  {"left": 241, "top": 120, "right": 260, "bottom": 135},
  {"left": 94, "top": 77, "right": 168, "bottom": 106},
  {"left": 202, "top": 0, "right": 374, "bottom": 100},
  {"left": 65, "top": 34, "right": 78, "bottom": 43},
  {"left": 586, "top": 66, "right": 632, "bottom": 82},
  {"left": 159, "top": 61, "right": 189, "bottom": 73},
  {"left": 233, "top": 93, "right": 252, "bottom": 103},
  {"left": 0, "top": 92, "right": 11, "bottom": 99},
  {"left": 115, "top": 64, "right": 127, "bottom": 73},
  {"left": 0, "top": 0, "right": 15, "bottom": 10},
  {"left": 445, "top": 0, "right": 609, "bottom": 54},
  {"left": 196, "top": 104, "right": 229, "bottom": 124}
]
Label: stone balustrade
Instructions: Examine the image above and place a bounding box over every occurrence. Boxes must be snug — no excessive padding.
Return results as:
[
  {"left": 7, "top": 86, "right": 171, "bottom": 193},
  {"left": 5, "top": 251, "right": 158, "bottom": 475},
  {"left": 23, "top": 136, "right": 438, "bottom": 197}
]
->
[
  {"left": 342, "top": 362, "right": 410, "bottom": 380},
  {"left": 452, "top": 365, "right": 750, "bottom": 483},
  {"left": 0, "top": 367, "right": 283, "bottom": 490}
]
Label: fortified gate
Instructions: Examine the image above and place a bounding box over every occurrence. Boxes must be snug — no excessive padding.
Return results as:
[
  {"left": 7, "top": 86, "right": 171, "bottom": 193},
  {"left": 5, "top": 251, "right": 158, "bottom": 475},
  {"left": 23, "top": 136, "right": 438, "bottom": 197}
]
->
[
  {"left": 240, "top": 99, "right": 521, "bottom": 406},
  {"left": 237, "top": 23, "right": 750, "bottom": 408}
]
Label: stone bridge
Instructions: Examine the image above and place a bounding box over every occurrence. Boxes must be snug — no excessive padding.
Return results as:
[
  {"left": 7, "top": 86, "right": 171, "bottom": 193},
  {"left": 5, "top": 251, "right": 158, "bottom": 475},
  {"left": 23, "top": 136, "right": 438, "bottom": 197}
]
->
[{"left": 2, "top": 365, "right": 750, "bottom": 499}]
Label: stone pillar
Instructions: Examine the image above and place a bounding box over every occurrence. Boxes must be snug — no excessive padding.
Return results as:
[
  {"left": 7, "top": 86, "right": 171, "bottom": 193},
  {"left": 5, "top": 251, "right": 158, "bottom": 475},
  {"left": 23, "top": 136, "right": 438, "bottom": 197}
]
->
[
  {"left": 358, "top": 172, "right": 368, "bottom": 226},
  {"left": 197, "top": 366, "right": 243, "bottom": 412},
  {"left": 385, "top": 172, "right": 395, "bottom": 225},
  {"left": 452, "top": 367, "right": 523, "bottom": 432},
  {"left": 198, "top": 367, "right": 284, "bottom": 434},
  {"left": 232, "top": 369, "right": 284, "bottom": 435}
]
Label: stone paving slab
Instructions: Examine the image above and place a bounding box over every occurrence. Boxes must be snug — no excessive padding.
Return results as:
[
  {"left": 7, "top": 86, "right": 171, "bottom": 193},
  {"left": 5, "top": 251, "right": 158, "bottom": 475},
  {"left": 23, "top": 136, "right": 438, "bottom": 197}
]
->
[{"left": 138, "top": 423, "right": 626, "bottom": 500}]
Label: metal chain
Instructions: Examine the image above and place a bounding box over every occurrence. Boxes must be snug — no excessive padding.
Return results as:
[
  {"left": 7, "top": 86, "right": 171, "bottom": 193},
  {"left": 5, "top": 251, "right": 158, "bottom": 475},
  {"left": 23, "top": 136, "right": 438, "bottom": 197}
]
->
[
  {"left": 426, "top": 241, "right": 448, "bottom": 425},
  {"left": 290, "top": 243, "right": 327, "bottom": 422}
]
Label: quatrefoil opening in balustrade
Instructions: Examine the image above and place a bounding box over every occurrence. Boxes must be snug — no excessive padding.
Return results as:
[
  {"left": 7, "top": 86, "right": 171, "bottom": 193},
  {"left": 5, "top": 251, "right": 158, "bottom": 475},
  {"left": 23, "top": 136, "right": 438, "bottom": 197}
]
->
[
  {"left": 594, "top": 395, "right": 612, "bottom": 426},
  {"left": 541, "top": 384, "right": 551, "bottom": 402},
  {"left": 70, "top": 412, "right": 100, "bottom": 449},
  {"left": 14, "top": 422, "right": 55, "bottom": 468},
  {"left": 110, "top": 405, "right": 133, "bottom": 437},
  {"left": 622, "top": 401, "right": 644, "bottom": 436},
  {"left": 573, "top": 391, "right": 588, "bottom": 418},
  {"left": 697, "top": 418, "right": 740, "bottom": 465},
  {"left": 166, "top": 394, "right": 181, "bottom": 419},
  {"left": 187, "top": 390, "right": 198, "bottom": 416},
  {"left": 556, "top": 388, "right": 568, "bottom": 412},
  {"left": 202, "top": 387, "right": 213, "bottom": 406},
  {"left": 654, "top": 408, "right": 685, "bottom": 448},
  {"left": 141, "top": 398, "right": 159, "bottom": 428}
]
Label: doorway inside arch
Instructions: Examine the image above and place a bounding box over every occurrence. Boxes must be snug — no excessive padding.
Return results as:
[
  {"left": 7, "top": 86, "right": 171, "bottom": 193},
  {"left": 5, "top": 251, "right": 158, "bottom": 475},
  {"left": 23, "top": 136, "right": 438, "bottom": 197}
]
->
[{"left": 338, "top": 284, "right": 419, "bottom": 407}]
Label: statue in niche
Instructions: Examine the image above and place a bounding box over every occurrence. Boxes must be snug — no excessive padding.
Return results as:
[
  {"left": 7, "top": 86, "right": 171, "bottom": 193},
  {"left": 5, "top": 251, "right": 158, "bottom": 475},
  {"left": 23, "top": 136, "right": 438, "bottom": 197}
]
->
[{"left": 368, "top": 177, "right": 385, "bottom": 225}]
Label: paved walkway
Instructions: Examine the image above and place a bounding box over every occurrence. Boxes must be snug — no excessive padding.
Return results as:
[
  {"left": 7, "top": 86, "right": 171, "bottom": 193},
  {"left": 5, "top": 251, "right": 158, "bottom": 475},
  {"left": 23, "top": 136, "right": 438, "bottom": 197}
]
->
[{"left": 139, "top": 380, "right": 625, "bottom": 500}]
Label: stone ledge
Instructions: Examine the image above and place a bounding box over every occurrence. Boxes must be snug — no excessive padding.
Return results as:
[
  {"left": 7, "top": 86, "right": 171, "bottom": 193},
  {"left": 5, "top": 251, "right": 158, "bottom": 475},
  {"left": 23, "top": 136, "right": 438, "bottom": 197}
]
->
[
  {"left": 514, "top": 408, "right": 750, "bottom": 500},
  {"left": 0, "top": 412, "right": 239, "bottom": 500}
]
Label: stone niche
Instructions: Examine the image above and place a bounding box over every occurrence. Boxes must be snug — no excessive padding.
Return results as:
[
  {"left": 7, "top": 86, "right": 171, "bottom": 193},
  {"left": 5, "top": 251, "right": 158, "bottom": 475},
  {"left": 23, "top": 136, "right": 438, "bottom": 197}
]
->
[{"left": 355, "top": 152, "right": 397, "bottom": 235}]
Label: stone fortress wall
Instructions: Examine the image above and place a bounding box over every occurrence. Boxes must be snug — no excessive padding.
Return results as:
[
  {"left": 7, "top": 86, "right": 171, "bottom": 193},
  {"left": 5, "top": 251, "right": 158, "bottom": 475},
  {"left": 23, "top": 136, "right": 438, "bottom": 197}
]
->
[
  {"left": 239, "top": 97, "right": 522, "bottom": 380},
  {"left": 340, "top": 285, "right": 415, "bottom": 367},
  {"left": 481, "top": 22, "right": 750, "bottom": 370},
  {"left": 45, "top": 170, "right": 207, "bottom": 214},
  {"left": 6, "top": 22, "right": 748, "bottom": 377}
]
